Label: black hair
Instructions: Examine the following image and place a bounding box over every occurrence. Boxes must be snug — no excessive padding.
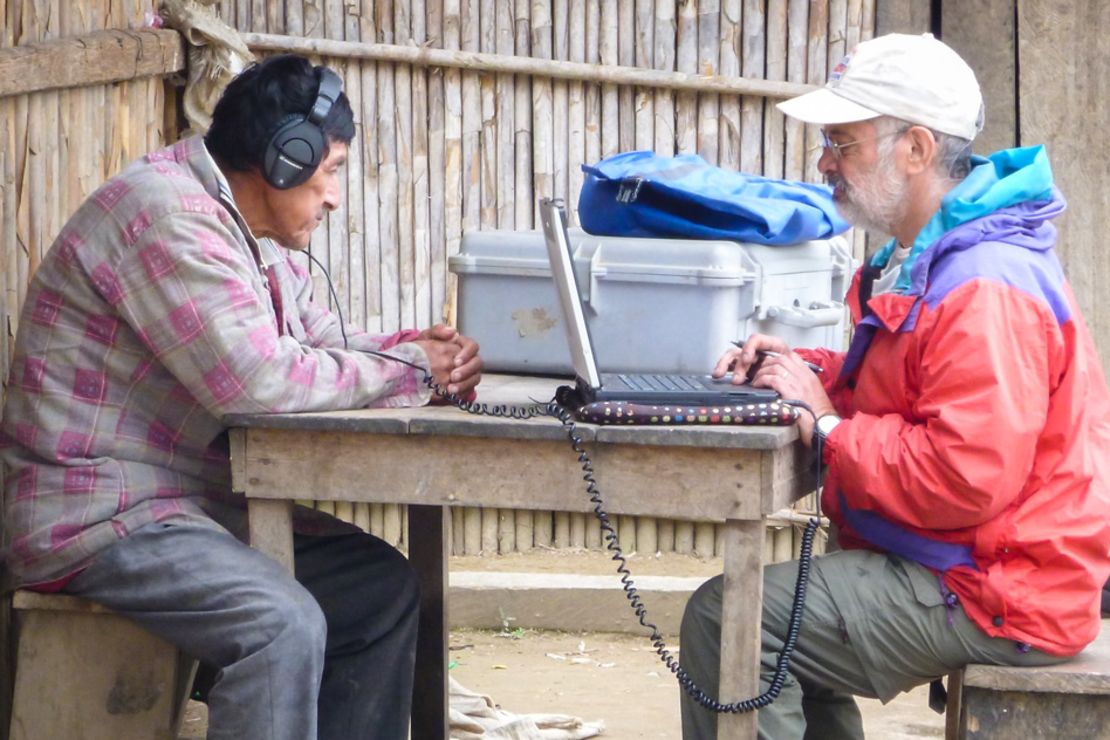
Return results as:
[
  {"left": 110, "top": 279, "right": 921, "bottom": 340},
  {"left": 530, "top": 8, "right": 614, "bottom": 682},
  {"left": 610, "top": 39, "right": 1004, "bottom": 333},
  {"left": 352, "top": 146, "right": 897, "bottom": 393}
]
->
[{"left": 204, "top": 54, "right": 355, "bottom": 173}]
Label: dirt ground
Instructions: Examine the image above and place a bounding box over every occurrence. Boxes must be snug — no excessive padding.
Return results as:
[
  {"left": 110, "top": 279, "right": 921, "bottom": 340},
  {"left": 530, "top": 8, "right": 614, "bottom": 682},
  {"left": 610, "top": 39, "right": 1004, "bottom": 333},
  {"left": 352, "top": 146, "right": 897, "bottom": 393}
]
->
[
  {"left": 177, "top": 551, "right": 945, "bottom": 738},
  {"left": 178, "top": 626, "right": 942, "bottom": 738}
]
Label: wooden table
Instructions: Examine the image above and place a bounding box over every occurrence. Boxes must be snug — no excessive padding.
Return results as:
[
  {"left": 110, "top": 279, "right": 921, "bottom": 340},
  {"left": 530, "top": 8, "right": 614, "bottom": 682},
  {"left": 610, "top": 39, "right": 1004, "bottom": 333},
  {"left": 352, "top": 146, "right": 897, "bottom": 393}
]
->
[{"left": 227, "top": 374, "right": 811, "bottom": 739}]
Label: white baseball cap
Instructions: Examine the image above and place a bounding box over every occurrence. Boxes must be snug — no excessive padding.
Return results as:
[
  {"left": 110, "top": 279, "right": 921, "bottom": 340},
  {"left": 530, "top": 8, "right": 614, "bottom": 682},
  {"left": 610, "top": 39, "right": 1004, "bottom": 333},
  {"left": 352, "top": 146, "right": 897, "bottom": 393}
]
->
[{"left": 777, "top": 33, "right": 984, "bottom": 141}]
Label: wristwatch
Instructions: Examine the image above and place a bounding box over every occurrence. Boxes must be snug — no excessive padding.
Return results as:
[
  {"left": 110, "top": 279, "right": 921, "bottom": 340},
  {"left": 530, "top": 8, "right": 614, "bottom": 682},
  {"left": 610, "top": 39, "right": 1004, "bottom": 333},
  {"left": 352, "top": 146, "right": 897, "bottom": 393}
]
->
[{"left": 813, "top": 413, "right": 842, "bottom": 446}]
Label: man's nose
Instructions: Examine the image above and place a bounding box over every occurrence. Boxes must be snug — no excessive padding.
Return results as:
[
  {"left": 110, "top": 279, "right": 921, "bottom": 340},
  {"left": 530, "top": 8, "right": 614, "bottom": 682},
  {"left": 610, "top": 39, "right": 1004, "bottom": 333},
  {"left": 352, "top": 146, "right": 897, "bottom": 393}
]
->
[
  {"left": 817, "top": 148, "right": 838, "bottom": 178},
  {"left": 324, "top": 177, "right": 341, "bottom": 210}
]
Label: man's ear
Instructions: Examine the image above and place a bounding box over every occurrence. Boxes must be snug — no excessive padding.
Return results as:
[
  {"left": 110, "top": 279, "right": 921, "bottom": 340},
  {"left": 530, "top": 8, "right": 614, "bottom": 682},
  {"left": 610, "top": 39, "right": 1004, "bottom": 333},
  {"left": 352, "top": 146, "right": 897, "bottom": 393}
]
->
[{"left": 903, "top": 125, "right": 937, "bottom": 176}]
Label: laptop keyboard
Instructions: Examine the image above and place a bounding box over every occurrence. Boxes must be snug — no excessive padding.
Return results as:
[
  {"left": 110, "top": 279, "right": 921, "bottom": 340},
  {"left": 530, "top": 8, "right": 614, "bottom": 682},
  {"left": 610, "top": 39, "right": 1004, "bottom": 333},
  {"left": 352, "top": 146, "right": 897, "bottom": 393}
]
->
[{"left": 616, "top": 373, "right": 705, "bottom": 392}]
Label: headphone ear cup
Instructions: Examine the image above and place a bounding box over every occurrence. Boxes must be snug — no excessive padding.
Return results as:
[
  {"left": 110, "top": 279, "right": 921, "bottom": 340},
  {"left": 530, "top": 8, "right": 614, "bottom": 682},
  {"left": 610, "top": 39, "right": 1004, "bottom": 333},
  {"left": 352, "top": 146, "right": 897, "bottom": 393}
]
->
[{"left": 263, "top": 114, "right": 326, "bottom": 190}]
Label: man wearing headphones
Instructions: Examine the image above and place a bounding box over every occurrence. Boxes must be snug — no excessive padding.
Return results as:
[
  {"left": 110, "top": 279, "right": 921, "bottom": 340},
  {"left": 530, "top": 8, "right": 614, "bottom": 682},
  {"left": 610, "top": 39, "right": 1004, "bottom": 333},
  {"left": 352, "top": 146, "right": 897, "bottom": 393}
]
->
[{"left": 0, "top": 54, "right": 481, "bottom": 739}]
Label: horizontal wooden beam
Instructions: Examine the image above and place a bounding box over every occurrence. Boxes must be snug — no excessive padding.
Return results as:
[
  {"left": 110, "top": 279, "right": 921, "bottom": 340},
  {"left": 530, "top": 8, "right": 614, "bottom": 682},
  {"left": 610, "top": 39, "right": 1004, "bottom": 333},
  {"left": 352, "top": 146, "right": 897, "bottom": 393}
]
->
[
  {"left": 241, "top": 31, "right": 816, "bottom": 100},
  {"left": 0, "top": 28, "right": 186, "bottom": 99}
]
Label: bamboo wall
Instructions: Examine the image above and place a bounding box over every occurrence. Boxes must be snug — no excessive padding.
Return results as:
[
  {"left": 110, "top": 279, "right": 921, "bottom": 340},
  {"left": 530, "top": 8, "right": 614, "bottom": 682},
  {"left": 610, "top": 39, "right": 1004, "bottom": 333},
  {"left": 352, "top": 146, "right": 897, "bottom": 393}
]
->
[{"left": 0, "top": 0, "right": 876, "bottom": 561}]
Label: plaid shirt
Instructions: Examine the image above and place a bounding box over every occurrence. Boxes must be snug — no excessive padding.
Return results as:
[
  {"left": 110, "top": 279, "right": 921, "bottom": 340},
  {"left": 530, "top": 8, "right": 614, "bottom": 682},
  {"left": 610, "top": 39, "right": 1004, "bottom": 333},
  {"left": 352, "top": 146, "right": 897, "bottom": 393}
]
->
[{"left": 1, "top": 136, "right": 430, "bottom": 589}]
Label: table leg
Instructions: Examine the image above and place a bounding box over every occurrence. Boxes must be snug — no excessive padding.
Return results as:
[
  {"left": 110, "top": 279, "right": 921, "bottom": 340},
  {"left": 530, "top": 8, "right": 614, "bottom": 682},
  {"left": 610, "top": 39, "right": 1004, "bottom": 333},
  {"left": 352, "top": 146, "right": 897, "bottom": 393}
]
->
[
  {"left": 407, "top": 504, "right": 450, "bottom": 740},
  {"left": 246, "top": 499, "right": 295, "bottom": 573},
  {"left": 718, "top": 518, "right": 766, "bottom": 739}
]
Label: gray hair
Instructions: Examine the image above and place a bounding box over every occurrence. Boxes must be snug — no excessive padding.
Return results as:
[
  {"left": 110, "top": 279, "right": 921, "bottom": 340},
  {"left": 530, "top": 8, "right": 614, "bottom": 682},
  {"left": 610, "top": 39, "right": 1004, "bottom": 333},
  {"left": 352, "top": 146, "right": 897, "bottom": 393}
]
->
[{"left": 872, "top": 116, "right": 973, "bottom": 180}]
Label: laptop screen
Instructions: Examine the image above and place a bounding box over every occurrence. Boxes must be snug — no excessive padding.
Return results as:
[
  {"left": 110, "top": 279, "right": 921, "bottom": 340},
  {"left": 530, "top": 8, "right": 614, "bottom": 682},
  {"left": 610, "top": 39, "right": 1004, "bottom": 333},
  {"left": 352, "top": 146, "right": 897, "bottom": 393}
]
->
[{"left": 539, "top": 198, "right": 603, "bottom": 389}]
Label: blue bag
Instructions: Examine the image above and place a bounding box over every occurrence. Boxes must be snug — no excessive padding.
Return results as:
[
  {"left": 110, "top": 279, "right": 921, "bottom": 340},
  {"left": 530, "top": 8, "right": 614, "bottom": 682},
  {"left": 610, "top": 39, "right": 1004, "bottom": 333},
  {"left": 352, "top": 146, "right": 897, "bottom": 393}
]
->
[{"left": 578, "top": 151, "right": 850, "bottom": 245}]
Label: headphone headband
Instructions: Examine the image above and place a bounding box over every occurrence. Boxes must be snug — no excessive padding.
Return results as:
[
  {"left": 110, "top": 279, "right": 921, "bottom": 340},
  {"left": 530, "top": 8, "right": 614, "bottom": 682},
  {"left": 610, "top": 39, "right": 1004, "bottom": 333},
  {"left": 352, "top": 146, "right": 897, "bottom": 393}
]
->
[{"left": 309, "top": 69, "right": 342, "bottom": 125}]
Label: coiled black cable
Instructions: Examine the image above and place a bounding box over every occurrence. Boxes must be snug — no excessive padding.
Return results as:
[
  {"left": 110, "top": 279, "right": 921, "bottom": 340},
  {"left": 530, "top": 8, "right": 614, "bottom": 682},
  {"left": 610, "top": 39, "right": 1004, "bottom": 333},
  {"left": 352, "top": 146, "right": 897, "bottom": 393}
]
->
[
  {"left": 306, "top": 249, "right": 824, "bottom": 713},
  {"left": 546, "top": 396, "right": 821, "bottom": 713}
]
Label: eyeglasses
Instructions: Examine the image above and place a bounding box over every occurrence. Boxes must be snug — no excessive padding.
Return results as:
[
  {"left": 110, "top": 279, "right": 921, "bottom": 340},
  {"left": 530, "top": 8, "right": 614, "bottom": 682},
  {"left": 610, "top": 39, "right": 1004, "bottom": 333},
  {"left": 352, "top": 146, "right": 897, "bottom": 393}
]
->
[{"left": 818, "top": 127, "right": 910, "bottom": 159}]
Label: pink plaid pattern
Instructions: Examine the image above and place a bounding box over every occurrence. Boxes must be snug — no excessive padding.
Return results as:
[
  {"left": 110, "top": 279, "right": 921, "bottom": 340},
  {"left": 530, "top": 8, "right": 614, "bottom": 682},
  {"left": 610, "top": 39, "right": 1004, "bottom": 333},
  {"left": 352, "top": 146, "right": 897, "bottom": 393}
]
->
[
  {"left": 169, "top": 300, "right": 204, "bottom": 343},
  {"left": 140, "top": 240, "right": 175, "bottom": 280},
  {"left": 124, "top": 211, "right": 154, "bottom": 246},
  {"left": 21, "top": 358, "right": 45, "bottom": 393},
  {"left": 54, "top": 233, "right": 82, "bottom": 268},
  {"left": 91, "top": 262, "right": 125, "bottom": 305},
  {"left": 288, "top": 354, "right": 319, "bottom": 386},
  {"left": 31, "top": 290, "right": 64, "bottom": 326},
  {"left": 1, "top": 136, "right": 431, "bottom": 589},
  {"left": 84, "top": 314, "right": 120, "bottom": 345},
  {"left": 73, "top": 369, "right": 108, "bottom": 403},
  {"left": 57, "top": 431, "right": 93, "bottom": 460}
]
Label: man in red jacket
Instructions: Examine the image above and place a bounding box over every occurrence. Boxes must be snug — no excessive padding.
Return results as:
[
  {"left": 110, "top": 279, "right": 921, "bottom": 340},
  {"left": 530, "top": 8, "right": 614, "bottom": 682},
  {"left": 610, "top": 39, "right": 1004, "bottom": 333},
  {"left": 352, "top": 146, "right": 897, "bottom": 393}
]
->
[{"left": 680, "top": 33, "right": 1110, "bottom": 739}]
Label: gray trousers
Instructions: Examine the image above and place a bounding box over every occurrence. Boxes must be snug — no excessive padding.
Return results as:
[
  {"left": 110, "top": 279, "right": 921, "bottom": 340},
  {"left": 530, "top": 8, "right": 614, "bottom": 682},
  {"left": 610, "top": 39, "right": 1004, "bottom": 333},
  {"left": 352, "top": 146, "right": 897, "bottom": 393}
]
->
[
  {"left": 65, "top": 520, "right": 420, "bottom": 740},
  {"left": 679, "top": 549, "right": 1066, "bottom": 739}
]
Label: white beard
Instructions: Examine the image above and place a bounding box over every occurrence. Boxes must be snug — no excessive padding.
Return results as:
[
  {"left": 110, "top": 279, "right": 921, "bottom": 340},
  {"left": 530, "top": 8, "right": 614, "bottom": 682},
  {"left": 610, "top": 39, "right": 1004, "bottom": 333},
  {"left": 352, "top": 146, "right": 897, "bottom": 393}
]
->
[{"left": 828, "top": 154, "right": 909, "bottom": 237}]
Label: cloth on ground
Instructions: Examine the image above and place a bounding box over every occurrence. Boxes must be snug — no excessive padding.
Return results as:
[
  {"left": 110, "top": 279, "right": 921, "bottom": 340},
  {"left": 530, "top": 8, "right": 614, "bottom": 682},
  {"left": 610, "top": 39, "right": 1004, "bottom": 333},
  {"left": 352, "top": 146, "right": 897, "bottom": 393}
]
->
[{"left": 449, "top": 677, "right": 605, "bottom": 739}]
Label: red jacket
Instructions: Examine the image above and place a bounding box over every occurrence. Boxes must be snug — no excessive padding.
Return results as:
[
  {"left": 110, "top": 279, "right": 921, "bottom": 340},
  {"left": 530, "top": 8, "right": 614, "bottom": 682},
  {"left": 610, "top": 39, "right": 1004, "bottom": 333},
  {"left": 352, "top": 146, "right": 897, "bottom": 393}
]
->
[{"left": 803, "top": 185, "right": 1110, "bottom": 656}]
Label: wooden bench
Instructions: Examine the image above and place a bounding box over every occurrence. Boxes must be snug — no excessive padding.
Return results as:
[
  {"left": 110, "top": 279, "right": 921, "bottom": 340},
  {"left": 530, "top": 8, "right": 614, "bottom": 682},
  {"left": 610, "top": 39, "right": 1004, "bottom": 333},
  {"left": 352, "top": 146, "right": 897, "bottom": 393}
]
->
[
  {"left": 6, "top": 590, "right": 196, "bottom": 740},
  {"left": 945, "top": 620, "right": 1110, "bottom": 739}
]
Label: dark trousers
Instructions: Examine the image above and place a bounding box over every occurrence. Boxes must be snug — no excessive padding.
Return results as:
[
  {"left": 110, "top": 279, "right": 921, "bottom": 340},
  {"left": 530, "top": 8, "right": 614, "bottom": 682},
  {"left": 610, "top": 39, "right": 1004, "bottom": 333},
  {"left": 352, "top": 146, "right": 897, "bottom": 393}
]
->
[
  {"left": 66, "top": 520, "right": 420, "bottom": 740},
  {"left": 680, "top": 550, "right": 1067, "bottom": 739}
]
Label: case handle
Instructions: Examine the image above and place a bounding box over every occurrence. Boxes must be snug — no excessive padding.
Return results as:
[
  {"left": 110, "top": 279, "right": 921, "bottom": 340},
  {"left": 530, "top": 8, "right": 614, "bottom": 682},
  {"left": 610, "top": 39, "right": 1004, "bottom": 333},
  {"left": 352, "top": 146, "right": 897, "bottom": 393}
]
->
[{"left": 765, "top": 301, "right": 844, "bottom": 328}]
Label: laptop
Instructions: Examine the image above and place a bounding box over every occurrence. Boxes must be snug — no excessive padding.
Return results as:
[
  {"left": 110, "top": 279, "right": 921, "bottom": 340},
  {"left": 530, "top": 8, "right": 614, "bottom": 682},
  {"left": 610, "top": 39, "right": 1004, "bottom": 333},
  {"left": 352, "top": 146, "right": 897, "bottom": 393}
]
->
[{"left": 538, "top": 198, "right": 779, "bottom": 406}]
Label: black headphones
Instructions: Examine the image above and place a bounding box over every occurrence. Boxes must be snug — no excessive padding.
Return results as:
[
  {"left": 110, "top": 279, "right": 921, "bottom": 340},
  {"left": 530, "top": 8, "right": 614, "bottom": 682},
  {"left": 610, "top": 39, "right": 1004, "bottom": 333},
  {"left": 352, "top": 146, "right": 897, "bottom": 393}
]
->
[{"left": 262, "top": 68, "right": 343, "bottom": 190}]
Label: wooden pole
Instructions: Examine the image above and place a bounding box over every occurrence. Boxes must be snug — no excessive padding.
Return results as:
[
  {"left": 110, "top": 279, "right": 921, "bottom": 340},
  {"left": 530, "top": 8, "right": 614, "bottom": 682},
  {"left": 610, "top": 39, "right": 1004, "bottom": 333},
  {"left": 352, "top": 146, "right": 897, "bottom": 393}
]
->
[
  {"left": 481, "top": 505, "right": 499, "bottom": 554},
  {"left": 697, "top": 0, "right": 721, "bottom": 165},
  {"left": 846, "top": 0, "right": 863, "bottom": 48},
  {"left": 370, "top": 502, "right": 385, "bottom": 539},
  {"left": 633, "top": 0, "right": 654, "bottom": 159},
  {"left": 652, "top": 0, "right": 675, "bottom": 159},
  {"left": 246, "top": 0, "right": 266, "bottom": 33},
  {"left": 478, "top": 0, "right": 497, "bottom": 232},
  {"left": 740, "top": 0, "right": 765, "bottom": 174},
  {"left": 764, "top": 0, "right": 788, "bottom": 180},
  {"left": 394, "top": 2, "right": 417, "bottom": 331},
  {"left": 718, "top": 0, "right": 741, "bottom": 169},
  {"left": 551, "top": 2, "right": 568, "bottom": 210},
  {"left": 805, "top": 0, "right": 829, "bottom": 184},
  {"left": 354, "top": 502, "right": 371, "bottom": 533},
  {"left": 377, "top": 0, "right": 401, "bottom": 335},
  {"left": 452, "top": 506, "right": 466, "bottom": 555},
  {"left": 861, "top": 0, "right": 875, "bottom": 40},
  {"left": 0, "top": 29, "right": 185, "bottom": 99},
  {"left": 441, "top": 0, "right": 463, "bottom": 330},
  {"left": 358, "top": 1, "right": 382, "bottom": 332},
  {"left": 598, "top": 0, "right": 619, "bottom": 161},
  {"left": 344, "top": 11, "right": 368, "bottom": 334},
  {"left": 239, "top": 30, "right": 816, "bottom": 98},
  {"left": 567, "top": 0, "right": 586, "bottom": 210},
  {"left": 326, "top": 54, "right": 350, "bottom": 345},
  {"left": 784, "top": 0, "right": 808, "bottom": 182},
  {"left": 412, "top": 1, "right": 433, "bottom": 329},
  {"left": 427, "top": 0, "right": 449, "bottom": 327},
  {"left": 583, "top": 0, "right": 601, "bottom": 169},
  {"left": 616, "top": 0, "right": 634, "bottom": 153},
  {"left": 495, "top": 0, "right": 515, "bottom": 231},
  {"left": 287, "top": 0, "right": 303, "bottom": 36},
  {"left": 829, "top": 0, "right": 848, "bottom": 71},
  {"left": 511, "top": 0, "right": 532, "bottom": 228},
  {"left": 675, "top": 0, "right": 697, "bottom": 157},
  {"left": 529, "top": 2, "right": 553, "bottom": 210}
]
